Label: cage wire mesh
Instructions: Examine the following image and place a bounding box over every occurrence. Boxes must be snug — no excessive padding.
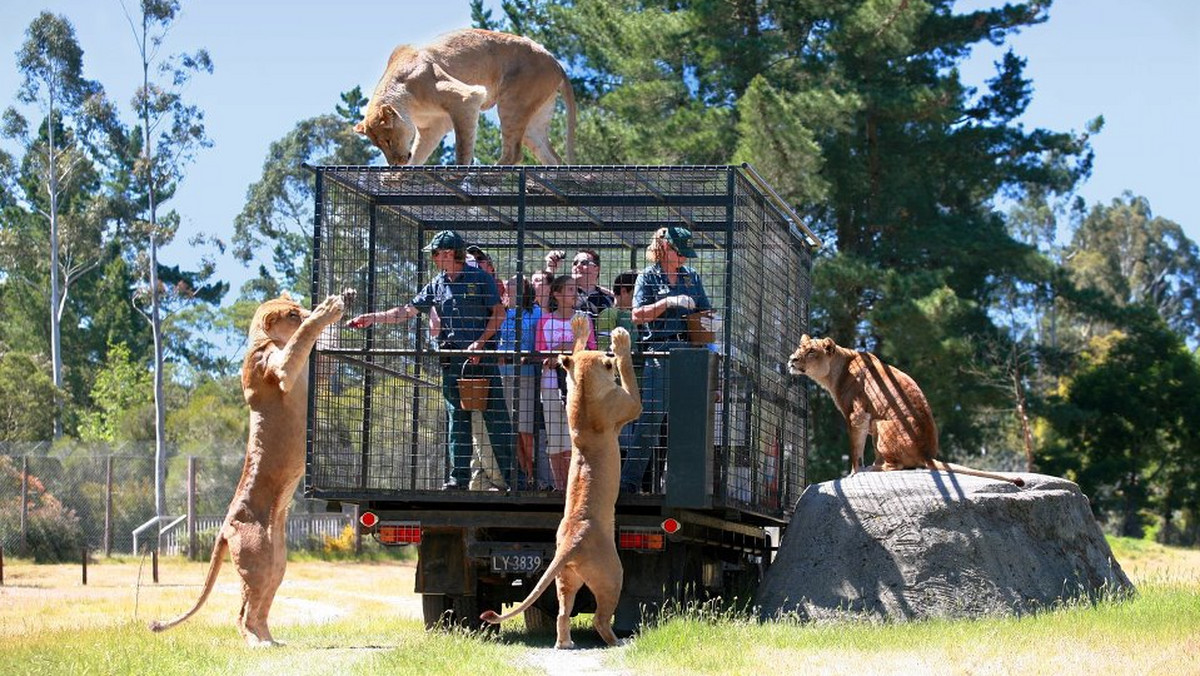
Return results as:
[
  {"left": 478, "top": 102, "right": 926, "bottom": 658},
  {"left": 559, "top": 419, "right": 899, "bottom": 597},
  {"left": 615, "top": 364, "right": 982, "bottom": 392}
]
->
[{"left": 306, "top": 165, "right": 815, "bottom": 520}]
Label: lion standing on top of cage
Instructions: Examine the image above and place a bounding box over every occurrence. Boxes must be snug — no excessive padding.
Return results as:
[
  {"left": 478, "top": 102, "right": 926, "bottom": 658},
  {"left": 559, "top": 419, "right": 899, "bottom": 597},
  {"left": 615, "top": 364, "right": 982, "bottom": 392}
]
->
[{"left": 356, "top": 28, "right": 577, "bottom": 166}]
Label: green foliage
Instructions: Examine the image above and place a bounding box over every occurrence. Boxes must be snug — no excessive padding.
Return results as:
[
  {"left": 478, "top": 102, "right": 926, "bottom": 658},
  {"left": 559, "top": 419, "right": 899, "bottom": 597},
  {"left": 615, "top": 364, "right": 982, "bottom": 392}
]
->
[
  {"left": 77, "top": 342, "right": 154, "bottom": 443},
  {"left": 1066, "top": 192, "right": 1200, "bottom": 345},
  {"left": 1041, "top": 307, "right": 1200, "bottom": 537},
  {"left": 234, "top": 107, "right": 376, "bottom": 295},
  {"left": 0, "top": 352, "right": 57, "bottom": 441}
]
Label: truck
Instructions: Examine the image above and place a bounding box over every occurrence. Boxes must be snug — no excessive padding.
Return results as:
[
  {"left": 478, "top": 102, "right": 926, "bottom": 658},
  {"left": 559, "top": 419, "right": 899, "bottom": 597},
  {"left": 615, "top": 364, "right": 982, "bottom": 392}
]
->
[{"left": 304, "top": 164, "right": 820, "bottom": 634}]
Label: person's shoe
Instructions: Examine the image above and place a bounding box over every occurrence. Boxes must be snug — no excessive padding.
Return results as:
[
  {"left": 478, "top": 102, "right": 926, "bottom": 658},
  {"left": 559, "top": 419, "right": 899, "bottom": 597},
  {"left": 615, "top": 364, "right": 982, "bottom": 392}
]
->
[{"left": 442, "top": 480, "right": 464, "bottom": 490}]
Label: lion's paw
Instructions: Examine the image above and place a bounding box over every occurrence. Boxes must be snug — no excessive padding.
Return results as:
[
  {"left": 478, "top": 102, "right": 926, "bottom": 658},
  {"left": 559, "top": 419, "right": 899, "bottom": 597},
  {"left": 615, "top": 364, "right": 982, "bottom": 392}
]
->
[
  {"left": 610, "top": 327, "right": 631, "bottom": 357},
  {"left": 313, "top": 294, "right": 345, "bottom": 323},
  {"left": 570, "top": 313, "right": 589, "bottom": 342}
]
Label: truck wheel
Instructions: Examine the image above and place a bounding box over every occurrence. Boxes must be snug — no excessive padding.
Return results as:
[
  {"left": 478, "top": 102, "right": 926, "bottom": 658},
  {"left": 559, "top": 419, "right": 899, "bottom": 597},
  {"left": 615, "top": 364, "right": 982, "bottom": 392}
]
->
[
  {"left": 422, "top": 593, "right": 493, "bottom": 632},
  {"left": 523, "top": 605, "right": 555, "bottom": 633}
]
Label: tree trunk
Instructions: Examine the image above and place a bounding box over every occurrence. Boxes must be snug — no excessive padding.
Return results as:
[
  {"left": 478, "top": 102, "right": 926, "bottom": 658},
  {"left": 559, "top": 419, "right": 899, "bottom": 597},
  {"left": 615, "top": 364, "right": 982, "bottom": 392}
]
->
[{"left": 47, "top": 87, "right": 63, "bottom": 439}]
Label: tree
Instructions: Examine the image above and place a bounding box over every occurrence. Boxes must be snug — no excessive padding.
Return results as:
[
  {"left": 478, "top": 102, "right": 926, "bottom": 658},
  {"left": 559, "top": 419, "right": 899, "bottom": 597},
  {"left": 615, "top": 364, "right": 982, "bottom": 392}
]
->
[
  {"left": 119, "top": 0, "right": 225, "bottom": 519},
  {"left": 0, "top": 351, "right": 58, "bottom": 441},
  {"left": 1041, "top": 307, "right": 1200, "bottom": 538},
  {"left": 77, "top": 341, "right": 154, "bottom": 443},
  {"left": 1065, "top": 193, "right": 1199, "bottom": 345},
  {"left": 233, "top": 88, "right": 376, "bottom": 296},
  {"left": 483, "top": 1, "right": 1095, "bottom": 477},
  {"left": 2, "top": 12, "right": 119, "bottom": 437}
]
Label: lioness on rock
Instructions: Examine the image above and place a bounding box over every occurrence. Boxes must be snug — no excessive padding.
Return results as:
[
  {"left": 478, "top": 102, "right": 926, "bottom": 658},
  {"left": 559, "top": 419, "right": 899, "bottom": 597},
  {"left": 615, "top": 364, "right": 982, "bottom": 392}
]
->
[
  {"left": 356, "top": 28, "right": 576, "bottom": 166},
  {"left": 150, "top": 293, "right": 345, "bottom": 646},
  {"left": 788, "top": 335, "right": 1024, "bottom": 487},
  {"left": 481, "top": 315, "right": 641, "bottom": 648}
]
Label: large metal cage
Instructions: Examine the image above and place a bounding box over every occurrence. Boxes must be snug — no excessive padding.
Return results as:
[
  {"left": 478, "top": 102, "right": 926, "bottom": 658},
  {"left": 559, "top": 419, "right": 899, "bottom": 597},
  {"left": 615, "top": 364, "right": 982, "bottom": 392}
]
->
[{"left": 305, "top": 165, "right": 817, "bottom": 521}]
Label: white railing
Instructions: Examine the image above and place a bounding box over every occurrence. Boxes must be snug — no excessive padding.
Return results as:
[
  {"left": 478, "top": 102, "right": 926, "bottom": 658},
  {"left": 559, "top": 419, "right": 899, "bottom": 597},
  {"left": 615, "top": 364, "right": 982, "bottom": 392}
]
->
[
  {"left": 157, "top": 513, "right": 353, "bottom": 556},
  {"left": 131, "top": 515, "right": 174, "bottom": 555}
]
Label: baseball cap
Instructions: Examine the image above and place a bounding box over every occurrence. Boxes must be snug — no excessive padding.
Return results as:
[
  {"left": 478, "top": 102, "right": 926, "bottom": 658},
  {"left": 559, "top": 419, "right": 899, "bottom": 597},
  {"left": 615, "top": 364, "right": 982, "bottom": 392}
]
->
[
  {"left": 662, "top": 226, "right": 696, "bottom": 258},
  {"left": 423, "top": 230, "right": 465, "bottom": 252}
]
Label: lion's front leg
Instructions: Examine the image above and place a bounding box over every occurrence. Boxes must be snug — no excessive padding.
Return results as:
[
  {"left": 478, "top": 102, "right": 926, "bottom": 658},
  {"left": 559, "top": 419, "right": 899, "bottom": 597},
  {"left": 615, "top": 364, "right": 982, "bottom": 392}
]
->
[
  {"left": 846, "top": 411, "right": 870, "bottom": 476},
  {"left": 269, "top": 295, "right": 344, "bottom": 394},
  {"left": 607, "top": 327, "right": 642, "bottom": 424}
]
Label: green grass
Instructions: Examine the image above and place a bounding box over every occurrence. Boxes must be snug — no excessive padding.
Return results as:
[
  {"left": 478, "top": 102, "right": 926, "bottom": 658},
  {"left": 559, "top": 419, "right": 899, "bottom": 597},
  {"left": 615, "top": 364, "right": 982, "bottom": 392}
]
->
[
  {"left": 0, "top": 616, "right": 540, "bottom": 676},
  {"left": 1, "top": 537, "right": 1197, "bottom": 675},
  {"left": 621, "top": 579, "right": 1200, "bottom": 675}
]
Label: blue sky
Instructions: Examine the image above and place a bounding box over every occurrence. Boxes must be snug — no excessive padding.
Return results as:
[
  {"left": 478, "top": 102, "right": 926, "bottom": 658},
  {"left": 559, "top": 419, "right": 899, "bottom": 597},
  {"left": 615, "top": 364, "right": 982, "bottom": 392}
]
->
[{"left": 2, "top": 0, "right": 1197, "bottom": 303}]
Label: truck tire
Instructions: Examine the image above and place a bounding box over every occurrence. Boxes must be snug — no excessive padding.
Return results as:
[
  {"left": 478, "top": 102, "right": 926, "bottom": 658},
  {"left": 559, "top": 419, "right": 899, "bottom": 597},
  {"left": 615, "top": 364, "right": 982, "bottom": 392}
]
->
[
  {"left": 523, "top": 605, "right": 555, "bottom": 633},
  {"left": 422, "top": 592, "right": 496, "bottom": 633}
]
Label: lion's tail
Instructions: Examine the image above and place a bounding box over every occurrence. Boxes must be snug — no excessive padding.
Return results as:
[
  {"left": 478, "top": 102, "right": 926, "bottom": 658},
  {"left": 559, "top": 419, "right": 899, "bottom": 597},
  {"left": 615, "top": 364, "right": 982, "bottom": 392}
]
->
[
  {"left": 148, "top": 531, "right": 229, "bottom": 633},
  {"left": 928, "top": 460, "right": 1025, "bottom": 487},
  {"left": 479, "top": 549, "right": 569, "bottom": 625},
  {"left": 560, "top": 67, "right": 577, "bottom": 164}
]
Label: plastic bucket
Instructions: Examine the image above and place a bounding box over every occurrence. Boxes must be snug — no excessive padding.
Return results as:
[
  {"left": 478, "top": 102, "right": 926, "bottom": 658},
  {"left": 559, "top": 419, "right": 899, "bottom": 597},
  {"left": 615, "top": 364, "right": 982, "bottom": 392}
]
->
[{"left": 458, "top": 362, "right": 489, "bottom": 411}]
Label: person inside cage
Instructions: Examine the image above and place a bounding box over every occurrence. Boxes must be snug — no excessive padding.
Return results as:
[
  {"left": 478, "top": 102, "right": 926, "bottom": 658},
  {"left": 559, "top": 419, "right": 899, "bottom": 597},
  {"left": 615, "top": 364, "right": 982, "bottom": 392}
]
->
[
  {"left": 498, "top": 273, "right": 541, "bottom": 490},
  {"left": 620, "top": 226, "right": 711, "bottom": 494},
  {"left": 345, "top": 230, "right": 515, "bottom": 491},
  {"left": 528, "top": 264, "right": 559, "bottom": 490},
  {"left": 596, "top": 269, "right": 641, "bottom": 461},
  {"left": 572, "top": 248, "right": 615, "bottom": 316},
  {"left": 464, "top": 244, "right": 509, "bottom": 490},
  {"left": 536, "top": 274, "right": 595, "bottom": 490}
]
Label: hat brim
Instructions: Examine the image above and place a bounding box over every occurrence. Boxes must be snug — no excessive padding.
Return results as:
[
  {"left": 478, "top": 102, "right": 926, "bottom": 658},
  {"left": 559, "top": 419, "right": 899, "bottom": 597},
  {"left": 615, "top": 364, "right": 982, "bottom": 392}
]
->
[{"left": 670, "top": 241, "right": 697, "bottom": 257}]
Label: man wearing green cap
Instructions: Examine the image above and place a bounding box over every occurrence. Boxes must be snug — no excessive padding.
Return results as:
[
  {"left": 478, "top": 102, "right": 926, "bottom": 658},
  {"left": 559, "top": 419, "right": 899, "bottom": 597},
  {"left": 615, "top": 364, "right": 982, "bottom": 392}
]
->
[
  {"left": 620, "top": 226, "right": 711, "bottom": 493},
  {"left": 347, "top": 230, "right": 515, "bottom": 490}
]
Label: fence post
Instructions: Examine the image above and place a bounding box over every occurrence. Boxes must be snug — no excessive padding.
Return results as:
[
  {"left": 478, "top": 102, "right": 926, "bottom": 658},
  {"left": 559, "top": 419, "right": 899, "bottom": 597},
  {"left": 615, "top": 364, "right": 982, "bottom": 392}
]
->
[
  {"left": 104, "top": 455, "right": 113, "bottom": 558},
  {"left": 82, "top": 547, "right": 88, "bottom": 586},
  {"left": 1, "top": 544, "right": 5, "bottom": 585},
  {"left": 353, "top": 505, "right": 362, "bottom": 555},
  {"left": 19, "top": 456, "right": 28, "bottom": 557},
  {"left": 187, "top": 456, "right": 197, "bottom": 560}
]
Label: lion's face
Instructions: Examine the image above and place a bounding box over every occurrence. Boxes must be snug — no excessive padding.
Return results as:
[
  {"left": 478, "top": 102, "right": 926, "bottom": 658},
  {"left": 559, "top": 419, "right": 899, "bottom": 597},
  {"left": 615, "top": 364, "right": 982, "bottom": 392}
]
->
[
  {"left": 354, "top": 104, "right": 415, "bottom": 165},
  {"left": 252, "top": 297, "right": 309, "bottom": 343},
  {"left": 561, "top": 351, "right": 620, "bottom": 402},
  {"left": 788, "top": 334, "right": 836, "bottom": 378}
]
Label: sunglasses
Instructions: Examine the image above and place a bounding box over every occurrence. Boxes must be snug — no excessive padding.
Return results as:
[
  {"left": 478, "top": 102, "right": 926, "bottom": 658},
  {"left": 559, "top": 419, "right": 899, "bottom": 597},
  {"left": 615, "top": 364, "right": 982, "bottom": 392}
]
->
[{"left": 572, "top": 259, "right": 596, "bottom": 267}]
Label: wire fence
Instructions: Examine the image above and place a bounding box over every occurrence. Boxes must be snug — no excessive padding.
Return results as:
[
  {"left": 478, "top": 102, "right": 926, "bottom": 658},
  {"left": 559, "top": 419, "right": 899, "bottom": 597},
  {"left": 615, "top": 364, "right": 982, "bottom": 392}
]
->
[{"left": 0, "top": 442, "right": 342, "bottom": 562}]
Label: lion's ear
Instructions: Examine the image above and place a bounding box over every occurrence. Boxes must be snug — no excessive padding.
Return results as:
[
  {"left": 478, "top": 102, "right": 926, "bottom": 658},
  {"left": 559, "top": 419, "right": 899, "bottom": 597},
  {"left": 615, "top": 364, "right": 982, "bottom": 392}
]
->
[
  {"left": 279, "top": 291, "right": 293, "bottom": 301},
  {"left": 800, "top": 333, "right": 810, "bottom": 344},
  {"left": 354, "top": 120, "right": 367, "bottom": 134},
  {"left": 821, "top": 337, "right": 835, "bottom": 354},
  {"left": 560, "top": 355, "right": 573, "bottom": 370}
]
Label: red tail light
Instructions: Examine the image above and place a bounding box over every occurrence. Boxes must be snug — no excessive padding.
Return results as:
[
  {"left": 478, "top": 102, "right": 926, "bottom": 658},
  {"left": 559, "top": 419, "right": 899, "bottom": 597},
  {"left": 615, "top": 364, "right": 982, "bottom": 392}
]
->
[
  {"left": 618, "top": 528, "right": 665, "bottom": 551},
  {"left": 359, "top": 511, "right": 379, "bottom": 528},
  {"left": 376, "top": 522, "right": 421, "bottom": 545},
  {"left": 661, "top": 518, "right": 681, "bottom": 534}
]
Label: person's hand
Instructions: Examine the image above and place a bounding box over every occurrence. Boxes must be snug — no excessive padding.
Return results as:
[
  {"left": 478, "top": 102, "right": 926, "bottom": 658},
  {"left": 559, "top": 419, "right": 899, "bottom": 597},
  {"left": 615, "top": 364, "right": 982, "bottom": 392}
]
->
[
  {"left": 347, "top": 314, "right": 373, "bottom": 329},
  {"left": 666, "top": 295, "right": 696, "bottom": 310},
  {"left": 545, "top": 250, "right": 566, "bottom": 272}
]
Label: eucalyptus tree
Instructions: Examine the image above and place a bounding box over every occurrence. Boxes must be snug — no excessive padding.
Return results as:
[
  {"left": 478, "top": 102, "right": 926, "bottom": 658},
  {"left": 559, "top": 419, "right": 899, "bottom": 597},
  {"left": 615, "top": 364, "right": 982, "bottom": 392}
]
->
[
  {"left": 1065, "top": 192, "right": 1199, "bottom": 346},
  {"left": 2, "top": 12, "right": 119, "bottom": 437},
  {"left": 119, "top": 0, "right": 224, "bottom": 519}
]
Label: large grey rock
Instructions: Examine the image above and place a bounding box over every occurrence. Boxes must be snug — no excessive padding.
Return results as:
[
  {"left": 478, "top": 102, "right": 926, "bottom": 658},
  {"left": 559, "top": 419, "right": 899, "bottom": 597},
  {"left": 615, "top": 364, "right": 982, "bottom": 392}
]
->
[{"left": 756, "top": 471, "right": 1132, "bottom": 622}]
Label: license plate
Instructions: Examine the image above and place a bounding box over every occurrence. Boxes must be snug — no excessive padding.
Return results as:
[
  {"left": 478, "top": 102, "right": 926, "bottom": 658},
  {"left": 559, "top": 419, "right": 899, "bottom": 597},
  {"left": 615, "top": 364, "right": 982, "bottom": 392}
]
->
[{"left": 491, "top": 550, "right": 544, "bottom": 574}]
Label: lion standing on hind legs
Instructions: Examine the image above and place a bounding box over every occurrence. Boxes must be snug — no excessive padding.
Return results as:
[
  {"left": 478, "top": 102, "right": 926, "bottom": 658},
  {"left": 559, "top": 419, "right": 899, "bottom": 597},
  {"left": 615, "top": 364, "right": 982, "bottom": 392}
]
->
[
  {"left": 788, "top": 335, "right": 1024, "bottom": 487},
  {"left": 480, "top": 314, "right": 642, "bottom": 648},
  {"left": 149, "top": 292, "right": 345, "bottom": 646}
]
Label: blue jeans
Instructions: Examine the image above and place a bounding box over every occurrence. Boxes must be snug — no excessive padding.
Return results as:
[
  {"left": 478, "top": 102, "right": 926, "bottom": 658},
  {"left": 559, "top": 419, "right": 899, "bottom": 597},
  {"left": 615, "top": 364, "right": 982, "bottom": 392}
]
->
[
  {"left": 441, "top": 359, "right": 514, "bottom": 486},
  {"left": 620, "top": 353, "right": 671, "bottom": 491}
]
